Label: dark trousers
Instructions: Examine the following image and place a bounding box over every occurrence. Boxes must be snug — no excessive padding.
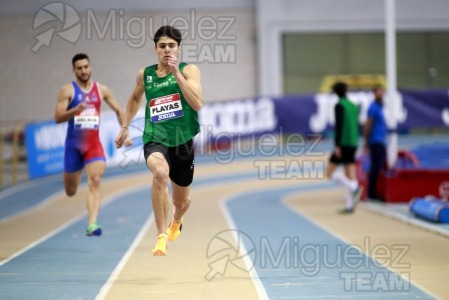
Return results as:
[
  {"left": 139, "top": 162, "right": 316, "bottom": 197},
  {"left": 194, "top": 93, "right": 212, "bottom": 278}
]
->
[{"left": 368, "top": 143, "right": 387, "bottom": 199}]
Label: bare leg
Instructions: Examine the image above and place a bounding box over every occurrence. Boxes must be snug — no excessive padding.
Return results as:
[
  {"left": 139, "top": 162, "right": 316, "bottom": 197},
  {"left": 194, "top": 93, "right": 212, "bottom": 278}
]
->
[
  {"left": 84, "top": 160, "right": 106, "bottom": 225},
  {"left": 147, "top": 152, "right": 170, "bottom": 235},
  {"left": 344, "top": 163, "right": 356, "bottom": 181},
  {"left": 163, "top": 187, "right": 170, "bottom": 220},
  {"left": 326, "top": 162, "right": 338, "bottom": 179},
  {"left": 171, "top": 181, "right": 191, "bottom": 221},
  {"left": 63, "top": 170, "right": 83, "bottom": 196}
]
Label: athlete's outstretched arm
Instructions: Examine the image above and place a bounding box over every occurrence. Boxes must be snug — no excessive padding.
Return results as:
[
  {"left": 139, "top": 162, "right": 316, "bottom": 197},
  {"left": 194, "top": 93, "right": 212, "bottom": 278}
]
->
[
  {"left": 100, "top": 84, "right": 125, "bottom": 126},
  {"left": 168, "top": 55, "right": 203, "bottom": 111},
  {"left": 115, "top": 69, "right": 145, "bottom": 149},
  {"left": 54, "top": 84, "right": 85, "bottom": 123}
]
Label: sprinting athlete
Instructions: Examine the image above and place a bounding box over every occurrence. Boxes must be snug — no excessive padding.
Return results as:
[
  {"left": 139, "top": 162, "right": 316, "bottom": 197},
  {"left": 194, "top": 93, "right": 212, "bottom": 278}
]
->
[
  {"left": 55, "top": 53, "right": 126, "bottom": 236},
  {"left": 115, "top": 26, "right": 203, "bottom": 256}
]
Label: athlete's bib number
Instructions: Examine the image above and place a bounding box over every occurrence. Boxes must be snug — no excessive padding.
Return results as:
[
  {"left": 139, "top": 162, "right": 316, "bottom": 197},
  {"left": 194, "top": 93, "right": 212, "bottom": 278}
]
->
[
  {"left": 149, "top": 93, "right": 184, "bottom": 123},
  {"left": 75, "top": 116, "right": 99, "bottom": 129},
  {"left": 75, "top": 106, "right": 99, "bottom": 129}
]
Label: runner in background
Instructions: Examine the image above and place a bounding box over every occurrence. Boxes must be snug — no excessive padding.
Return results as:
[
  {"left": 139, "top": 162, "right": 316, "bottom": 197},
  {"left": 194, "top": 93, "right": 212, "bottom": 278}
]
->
[
  {"left": 325, "top": 81, "right": 363, "bottom": 213},
  {"left": 55, "top": 53, "right": 126, "bottom": 236}
]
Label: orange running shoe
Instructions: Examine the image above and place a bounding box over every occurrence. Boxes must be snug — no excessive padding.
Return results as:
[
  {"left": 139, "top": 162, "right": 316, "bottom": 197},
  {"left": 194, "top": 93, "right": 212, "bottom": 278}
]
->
[
  {"left": 152, "top": 233, "right": 168, "bottom": 256},
  {"left": 166, "top": 217, "right": 183, "bottom": 241}
]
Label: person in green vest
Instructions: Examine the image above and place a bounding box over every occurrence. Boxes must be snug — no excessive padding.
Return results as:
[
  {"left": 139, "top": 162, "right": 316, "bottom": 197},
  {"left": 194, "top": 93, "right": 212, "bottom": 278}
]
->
[
  {"left": 326, "top": 82, "right": 363, "bottom": 214},
  {"left": 115, "top": 25, "right": 202, "bottom": 256}
]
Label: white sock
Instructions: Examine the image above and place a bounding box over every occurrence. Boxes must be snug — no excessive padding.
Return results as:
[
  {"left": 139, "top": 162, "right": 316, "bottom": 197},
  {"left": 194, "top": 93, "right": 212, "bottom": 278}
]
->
[
  {"left": 349, "top": 179, "right": 359, "bottom": 192},
  {"left": 331, "top": 172, "right": 358, "bottom": 192},
  {"left": 345, "top": 193, "right": 354, "bottom": 209}
]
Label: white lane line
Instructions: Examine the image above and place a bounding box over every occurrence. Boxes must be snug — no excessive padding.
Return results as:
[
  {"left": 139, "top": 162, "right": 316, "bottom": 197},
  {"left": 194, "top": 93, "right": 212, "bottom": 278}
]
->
[
  {"left": 0, "top": 209, "right": 85, "bottom": 267},
  {"left": 220, "top": 191, "right": 270, "bottom": 300},
  {"left": 0, "top": 174, "right": 61, "bottom": 200},
  {"left": 0, "top": 188, "right": 72, "bottom": 224},
  {"left": 282, "top": 191, "right": 440, "bottom": 300},
  {"left": 0, "top": 171, "right": 149, "bottom": 223},
  {"left": 95, "top": 215, "right": 154, "bottom": 300},
  {"left": 360, "top": 201, "right": 449, "bottom": 239},
  {"left": 0, "top": 183, "right": 148, "bottom": 267}
]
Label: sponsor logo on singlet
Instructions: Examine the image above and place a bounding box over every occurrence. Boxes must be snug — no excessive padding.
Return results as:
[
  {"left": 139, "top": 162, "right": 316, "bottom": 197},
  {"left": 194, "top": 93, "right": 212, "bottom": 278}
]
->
[{"left": 149, "top": 93, "right": 184, "bottom": 123}]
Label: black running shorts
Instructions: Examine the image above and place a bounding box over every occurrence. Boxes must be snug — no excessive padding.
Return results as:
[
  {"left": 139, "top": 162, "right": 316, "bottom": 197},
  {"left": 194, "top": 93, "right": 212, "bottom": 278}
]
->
[
  {"left": 329, "top": 146, "right": 357, "bottom": 164},
  {"left": 144, "top": 139, "right": 195, "bottom": 187}
]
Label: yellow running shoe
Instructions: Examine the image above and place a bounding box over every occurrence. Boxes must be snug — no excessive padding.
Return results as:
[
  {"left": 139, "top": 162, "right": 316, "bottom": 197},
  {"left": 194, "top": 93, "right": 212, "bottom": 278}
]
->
[
  {"left": 166, "top": 217, "right": 183, "bottom": 241},
  {"left": 152, "top": 233, "right": 168, "bottom": 256}
]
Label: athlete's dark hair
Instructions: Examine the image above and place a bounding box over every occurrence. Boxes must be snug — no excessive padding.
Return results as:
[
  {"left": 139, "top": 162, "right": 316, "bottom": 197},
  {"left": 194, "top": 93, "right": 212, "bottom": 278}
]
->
[
  {"left": 153, "top": 25, "right": 182, "bottom": 46},
  {"left": 372, "top": 84, "right": 384, "bottom": 92},
  {"left": 72, "top": 53, "right": 89, "bottom": 66},
  {"left": 332, "top": 81, "right": 348, "bottom": 98}
]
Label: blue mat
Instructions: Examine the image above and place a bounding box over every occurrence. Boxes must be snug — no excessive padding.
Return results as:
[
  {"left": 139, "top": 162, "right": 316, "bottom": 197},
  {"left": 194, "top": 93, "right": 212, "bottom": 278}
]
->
[{"left": 412, "top": 142, "right": 449, "bottom": 169}]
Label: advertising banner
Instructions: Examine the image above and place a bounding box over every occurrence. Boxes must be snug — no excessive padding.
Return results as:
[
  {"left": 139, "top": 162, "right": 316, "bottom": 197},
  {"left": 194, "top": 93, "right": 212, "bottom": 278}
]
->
[{"left": 25, "top": 89, "right": 449, "bottom": 178}]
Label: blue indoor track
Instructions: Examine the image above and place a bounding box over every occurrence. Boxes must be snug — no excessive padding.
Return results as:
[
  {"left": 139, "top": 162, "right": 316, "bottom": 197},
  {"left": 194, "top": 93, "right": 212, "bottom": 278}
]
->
[{"left": 0, "top": 135, "right": 447, "bottom": 299}]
